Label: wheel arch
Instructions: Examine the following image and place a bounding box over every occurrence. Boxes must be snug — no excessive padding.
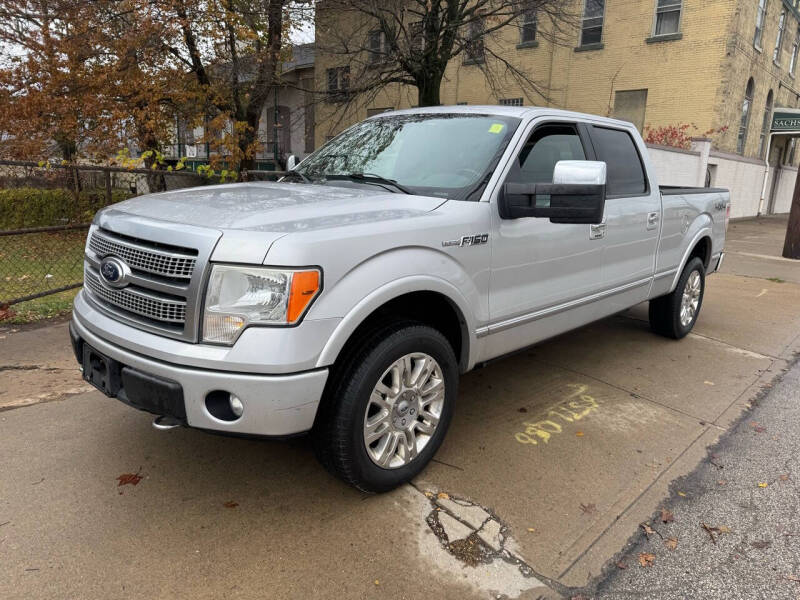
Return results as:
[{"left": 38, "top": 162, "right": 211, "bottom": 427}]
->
[
  {"left": 316, "top": 277, "right": 476, "bottom": 374},
  {"left": 668, "top": 222, "right": 713, "bottom": 293}
]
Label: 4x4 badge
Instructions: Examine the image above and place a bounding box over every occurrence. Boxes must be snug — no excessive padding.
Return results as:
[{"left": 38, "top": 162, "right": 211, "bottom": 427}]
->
[{"left": 442, "top": 234, "right": 489, "bottom": 248}]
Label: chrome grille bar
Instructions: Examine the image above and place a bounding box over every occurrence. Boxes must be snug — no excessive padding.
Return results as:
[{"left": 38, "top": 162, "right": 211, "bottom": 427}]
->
[
  {"left": 89, "top": 229, "right": 197, "bottom": 280},
  {"left": 85, "top": 269, "right": 186, "bottom": 324}
]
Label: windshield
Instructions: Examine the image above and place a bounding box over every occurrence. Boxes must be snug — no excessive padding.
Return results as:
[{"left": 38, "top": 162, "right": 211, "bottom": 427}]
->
[{"left": 295, "top": 113, "right": 521, "bottom": 200}]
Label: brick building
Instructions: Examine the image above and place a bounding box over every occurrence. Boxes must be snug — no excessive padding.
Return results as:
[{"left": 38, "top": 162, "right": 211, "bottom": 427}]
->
[{"left": 314, "top": 0, "right": 800, "bottom": 173}]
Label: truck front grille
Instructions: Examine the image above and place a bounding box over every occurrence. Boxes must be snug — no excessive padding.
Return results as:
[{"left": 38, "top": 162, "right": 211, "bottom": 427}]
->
[
  {"left": 89, "top": 229, "right": 197, "bottom": 280},
  {"left": 85, "top": 269, "right": 187, "bottom": 324}
]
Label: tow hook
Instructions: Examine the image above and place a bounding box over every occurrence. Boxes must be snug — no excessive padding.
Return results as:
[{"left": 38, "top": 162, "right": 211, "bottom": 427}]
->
[{"left": 152, "top": 415, "right": 182, "bottom": 431}]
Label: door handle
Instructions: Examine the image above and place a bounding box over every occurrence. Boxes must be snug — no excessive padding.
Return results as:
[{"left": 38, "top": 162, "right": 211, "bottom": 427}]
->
[
  {"left": 647, "top": 211, "right": 660, "bottom": 230},
  {"left": 589, "top": 222, "right": 606, "bottom": 240}
]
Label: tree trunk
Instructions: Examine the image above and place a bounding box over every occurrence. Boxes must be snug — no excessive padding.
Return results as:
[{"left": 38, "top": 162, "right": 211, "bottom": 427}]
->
[
  {"left": 417, "top": 71, "right": 443, "bottom": 107},
  {"left": 783, "top": 166, "right": 800, "bottom": 259}
]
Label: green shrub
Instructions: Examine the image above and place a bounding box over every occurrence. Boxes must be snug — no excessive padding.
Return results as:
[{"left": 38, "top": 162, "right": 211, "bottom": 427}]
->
[{"left": 0, "top": 187, "right": 131, "bottom": 229}]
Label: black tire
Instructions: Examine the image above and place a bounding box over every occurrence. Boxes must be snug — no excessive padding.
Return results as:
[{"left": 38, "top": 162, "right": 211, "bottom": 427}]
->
[
  {"left": 649, "top": 257, "right": 706, "bottom": 339},
  {"left": 313, "top": 322, "right": 458, "bottom": 493}
]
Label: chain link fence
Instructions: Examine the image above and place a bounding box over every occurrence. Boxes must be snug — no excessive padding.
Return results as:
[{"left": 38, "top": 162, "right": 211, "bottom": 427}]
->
[{"left": 0, "top": 161, "right": 285, "bottom": 313}]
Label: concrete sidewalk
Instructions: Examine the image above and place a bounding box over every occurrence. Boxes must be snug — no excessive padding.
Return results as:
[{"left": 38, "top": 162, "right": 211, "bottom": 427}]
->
[{"left": 1, "top": 215, "right": 798, "bottom": 600}]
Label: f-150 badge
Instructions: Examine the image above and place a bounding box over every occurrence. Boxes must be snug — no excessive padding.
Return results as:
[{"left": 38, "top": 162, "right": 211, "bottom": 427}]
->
[{"left": 442, "top": 234, "right": 489, "bottom": 247}]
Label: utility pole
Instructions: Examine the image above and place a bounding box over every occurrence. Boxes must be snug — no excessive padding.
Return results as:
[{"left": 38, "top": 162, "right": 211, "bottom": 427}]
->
[{"left": 783, "top": 165, "right": 800, "bottom": 258}]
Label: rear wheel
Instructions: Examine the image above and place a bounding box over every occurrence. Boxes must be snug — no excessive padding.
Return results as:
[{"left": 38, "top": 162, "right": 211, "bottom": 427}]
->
[
  {"left": 649, "top": 257, "right": 706, "bottom": 339},
  {"left": 313, "top": 323, "right": 457, "bottom": 493}
]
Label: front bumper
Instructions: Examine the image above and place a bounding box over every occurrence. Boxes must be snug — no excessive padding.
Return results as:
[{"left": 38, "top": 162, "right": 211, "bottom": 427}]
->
[{"left": 70, "top": 310, "right": 329, "bottom": 437}]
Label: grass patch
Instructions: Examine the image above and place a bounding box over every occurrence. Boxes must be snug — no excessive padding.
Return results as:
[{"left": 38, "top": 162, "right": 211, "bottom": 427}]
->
[
  {"left": 767, "top": 277, "right": 786, "bottom": 283},
  {"left": 1, "top": 229, "right": 87, "bottom": 305},
  {"left": 2, "top": 289, "right": 78, "bottom": 324}
]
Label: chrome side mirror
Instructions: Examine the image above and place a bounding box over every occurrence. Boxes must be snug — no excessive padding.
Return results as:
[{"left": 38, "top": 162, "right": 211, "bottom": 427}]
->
[{"left": 552, "top": 160, "right": 607, "bottom": 185}]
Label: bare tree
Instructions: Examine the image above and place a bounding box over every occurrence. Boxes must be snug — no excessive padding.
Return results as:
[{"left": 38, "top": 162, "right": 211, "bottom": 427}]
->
[{"left": 315, "top": 0, "right": 579, "bottom": 113}]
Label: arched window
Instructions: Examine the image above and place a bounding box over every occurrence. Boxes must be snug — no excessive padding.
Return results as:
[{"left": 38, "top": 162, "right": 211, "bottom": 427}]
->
[
  {"left": 759, "top": 89, "right": 774, "bottom": 158},
  {"left": 737, "top": 78, "right": 755, "bottom": 154}
]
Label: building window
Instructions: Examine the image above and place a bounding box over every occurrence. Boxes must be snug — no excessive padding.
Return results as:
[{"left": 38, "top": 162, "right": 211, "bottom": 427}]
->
[
  {"left": 737, "top": 78, "right": 755, "bottom": 154},
  {"left": 612, "top": 89, "right": 648, "bottom": 132},
  {"left": 654, "top": 0, "right": 681, "bottom": 35},
  {"left": 580, "top": 0, "right": 605, "bottom": 46},
  {"left": 754, "top": 0, "right": 768, "bottom": 48},
  {"left": 759, "top": 90, "right": 774, "bottom": 158},
  {"left": 326, "top": 66, "right": 350, "bottom": 100},
  {"left": 499, "top": 98, "right": 523, "bottom": 106},
  {"left": 409, "top": 21, "right": 424, "bottom": 55},
  {"left": 464, "top": 17, "right": 485, "bottom": 62},
  {"left": 368, "top": 30, "right": 388, "bottom": 63},
  {"left": 774, "top": 10, "right": 786, "bottom": 64},
  {"left": 791, "top": 27, "right": 800, "bottom": 74},
  {"left": 520, "top": 7, "right": 537, "bottom": 44}
]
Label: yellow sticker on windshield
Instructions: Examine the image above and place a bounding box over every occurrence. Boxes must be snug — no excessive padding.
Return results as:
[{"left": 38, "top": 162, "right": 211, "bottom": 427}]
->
[{"left": 489, "top": 123, "right": 505, "bottom": 134}]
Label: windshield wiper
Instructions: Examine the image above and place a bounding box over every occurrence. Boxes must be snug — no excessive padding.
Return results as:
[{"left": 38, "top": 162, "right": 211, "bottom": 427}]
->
[
  {"left": 324, "top": 172, "right": 412, "bottom": 194},
  {"left": 280, "top": 170, "right": 312, "bottom": 184}
]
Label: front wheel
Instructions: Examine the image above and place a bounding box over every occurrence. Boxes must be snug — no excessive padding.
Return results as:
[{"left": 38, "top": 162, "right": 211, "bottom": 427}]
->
[
  {"left": 649, "top": 256, "right": 706, "bottom": 339},
  {"left": 313, "top": 323, "right": 458, "bottom": 493}
]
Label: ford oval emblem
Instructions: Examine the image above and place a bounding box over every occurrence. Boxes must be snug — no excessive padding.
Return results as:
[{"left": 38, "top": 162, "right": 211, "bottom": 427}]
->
[{"left": 99, "top": 256, "right": 131, "bottom": 288}]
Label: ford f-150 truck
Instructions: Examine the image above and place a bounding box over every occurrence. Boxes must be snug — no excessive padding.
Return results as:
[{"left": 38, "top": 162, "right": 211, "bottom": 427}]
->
[{"left": 70, "top": 106, "right": 729, "bottom": 492}]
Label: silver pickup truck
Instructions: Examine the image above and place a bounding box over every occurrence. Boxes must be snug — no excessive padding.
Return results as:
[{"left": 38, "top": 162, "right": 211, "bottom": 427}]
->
[{"left": 70, "top": 106, "right": 728, "bottom": 492}]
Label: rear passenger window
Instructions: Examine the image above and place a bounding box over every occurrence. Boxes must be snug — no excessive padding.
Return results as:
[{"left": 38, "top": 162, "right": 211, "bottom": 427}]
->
[{"left": 590, "top": 126, "right": 647, "bottom": 196}]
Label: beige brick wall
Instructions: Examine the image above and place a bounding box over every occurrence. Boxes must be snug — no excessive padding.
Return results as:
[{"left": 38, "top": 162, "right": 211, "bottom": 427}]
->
[{"left": 314, "top": 0, "right": 800, "bottom": 163}]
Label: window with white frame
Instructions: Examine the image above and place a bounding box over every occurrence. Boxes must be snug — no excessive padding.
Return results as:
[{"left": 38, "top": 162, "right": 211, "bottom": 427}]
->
[
  {"left": 368, "top": 30, "right": 388, "bottom": 63},
  {"left": 774, "top": 10, "right": 786, "bottom": 63},
  {"left": 520, "top": 7, "right": 537, "bottom": 44},
  {"left": 737, "top": 78, "right": 755, "bottom": 154},
  {"left": 754, "top": 0, "right": 768, "bottom": 48},
  {"left": 580, "top": 0, "right": 604, "bottom": 46},
  {"left": 654, "top": 0, "right": 682, "bottom": 36},
  {"left": 499, "top": 98, "right": 523, "bottom": 106}
]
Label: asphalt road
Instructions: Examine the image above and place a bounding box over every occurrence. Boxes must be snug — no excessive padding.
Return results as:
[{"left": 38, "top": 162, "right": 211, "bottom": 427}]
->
[{"left": 595, "top": 358, "right": 800, "bottom": 600}]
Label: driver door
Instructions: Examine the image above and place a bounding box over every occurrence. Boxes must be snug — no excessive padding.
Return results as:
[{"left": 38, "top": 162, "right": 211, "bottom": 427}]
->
[{"left": 485, "top": 120, "right": 606, "bottom": 358}]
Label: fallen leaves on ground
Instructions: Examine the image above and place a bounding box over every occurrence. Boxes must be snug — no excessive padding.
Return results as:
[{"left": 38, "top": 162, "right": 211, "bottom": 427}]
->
[
  {"left": 664, "top": 537, "right": 678, "bottom": 551},
  {"left": 677, "top": 491, "right": 687, "bottom": 497},
  {"left": 780, "top": 474, "right": 790, "bottom": 481},
  {"left": 580, "top": 502, "right": 597, "bottom": 515},
  {"left": 783, "top": 574, "right": 800, "bottom": 583},
  {"left": 575, "top": 431, "right": 584, "bottom": 437},
  {"left": 527, "top": 527, "right": 535, "bottom": 533},
  {"left": 640, "top": 522, "right": 656, "bottom": 538},
  {"left": 638, "top": 552, "right": 655, "bottom": 567},
  {"left": 758, "top": 482, "right": 768, "bottom": 488},
  {"left": 615, "top": 561, "right": 627, "bottom": 570},
  {"left": 373, "top": 580, "right": 380, "bottom": 586},
  {"left": 660, "top": 508, "right": 675, "bottom": 523},
  {"left": 751, "top": 421, "right": 767, "bottom": 433},
  {"left": 704, "top": 381, "right": 715, "bottom": 386},
  {"left": 701, "top": 523, "right": 732, "bottom": 544},
  {"left": 437, "top": 492, "right": 449, "bottom": 500},
  {"left": 751, "top": 540, "right": 771, "bottom": 549},
  {"left": 718, "top": 480, "right": 727, "bottom": 486},
  {"left": 116, "top": 471, "right": 143, "bottom": 487},
  {"left": 223, "top": 501, "right": 239, "bottom": 509}
]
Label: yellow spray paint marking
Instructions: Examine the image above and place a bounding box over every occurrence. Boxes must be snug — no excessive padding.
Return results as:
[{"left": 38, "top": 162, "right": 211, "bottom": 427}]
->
[{"left": 515, "top": 384, "right": 599, "bottom": 446}]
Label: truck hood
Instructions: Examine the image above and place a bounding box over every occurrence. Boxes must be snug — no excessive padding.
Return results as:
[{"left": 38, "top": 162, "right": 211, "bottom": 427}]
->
[{"left": 110, "top": 182, "right": 447, "bottom": 232}]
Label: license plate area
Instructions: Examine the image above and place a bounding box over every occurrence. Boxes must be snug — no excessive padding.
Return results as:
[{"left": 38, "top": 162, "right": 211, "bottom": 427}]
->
[{"left": 82, "top": 344, "right": 122, "bottom": 397}]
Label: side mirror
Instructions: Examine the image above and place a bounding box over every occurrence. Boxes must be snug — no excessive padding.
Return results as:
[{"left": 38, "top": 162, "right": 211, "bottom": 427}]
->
[
  {"left": 498, "top": 160, "right": 607, "bottom": 224},
  {"left": 287, "top": 154, "right": 299, "bottom": 170}
]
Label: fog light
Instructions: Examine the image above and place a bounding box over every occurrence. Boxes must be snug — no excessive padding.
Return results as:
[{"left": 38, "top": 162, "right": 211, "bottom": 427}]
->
[{"left": 229, "top": 394, "right": 244, "bottom": 417}]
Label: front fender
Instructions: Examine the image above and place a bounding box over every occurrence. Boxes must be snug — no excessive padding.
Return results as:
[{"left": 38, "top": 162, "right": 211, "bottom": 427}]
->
[{"left": 312, "top": 248, "right": 483, "bottom": 371}]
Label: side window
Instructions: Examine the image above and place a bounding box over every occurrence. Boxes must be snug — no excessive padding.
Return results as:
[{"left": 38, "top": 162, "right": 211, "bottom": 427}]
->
[
  {"left": 590, "top": 126, "right": 647, "bottom": 196},
  {"left": 507, "top": 124, "right": 586, "bottom": 184}
]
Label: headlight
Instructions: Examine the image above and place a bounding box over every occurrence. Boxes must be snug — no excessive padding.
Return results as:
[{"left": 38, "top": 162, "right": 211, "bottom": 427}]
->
[{"left": 202, "top": 265, "right": 321, "bottom": 344}]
